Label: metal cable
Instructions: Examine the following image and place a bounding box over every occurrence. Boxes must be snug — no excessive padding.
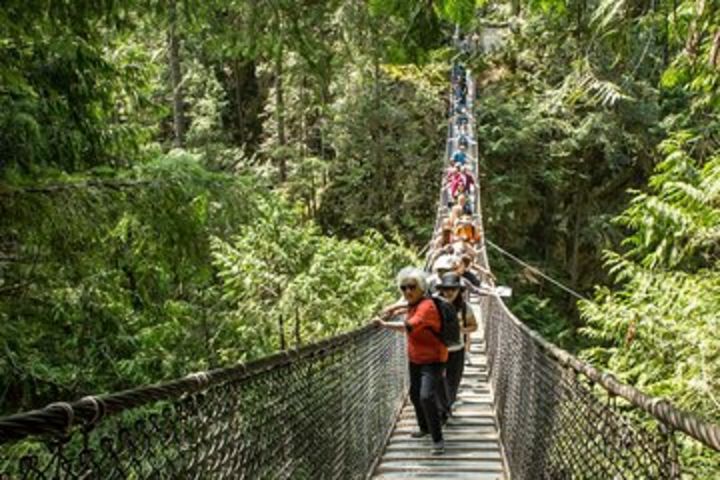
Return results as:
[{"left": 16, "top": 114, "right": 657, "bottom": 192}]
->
[
  {"left": 0, "top": 326, "right": 407, "bottom": 479},
  {"left": 441, "top": 65, "right": 719, "bottom": 480},
  {"left": 1, "top": 60, "right": 719, "bottom": 480},
  {"left": 485, "top": 239, "right": 590, "bottom": 301}
]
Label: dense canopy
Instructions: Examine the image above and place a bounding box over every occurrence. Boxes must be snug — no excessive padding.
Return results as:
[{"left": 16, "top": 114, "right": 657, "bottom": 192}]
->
[{"left": 1, "top": 0, "right": 719, "bottom": 476}]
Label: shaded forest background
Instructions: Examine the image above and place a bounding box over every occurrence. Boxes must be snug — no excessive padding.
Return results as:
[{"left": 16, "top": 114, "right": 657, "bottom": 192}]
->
[{"left": 1, "top": 0, "right": 718, "bottom": 474}]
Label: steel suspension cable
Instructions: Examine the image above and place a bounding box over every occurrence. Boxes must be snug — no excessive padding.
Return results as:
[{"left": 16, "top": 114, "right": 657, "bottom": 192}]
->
[{"left": 485, "top": 239, "right": 590, "bottom": 301}]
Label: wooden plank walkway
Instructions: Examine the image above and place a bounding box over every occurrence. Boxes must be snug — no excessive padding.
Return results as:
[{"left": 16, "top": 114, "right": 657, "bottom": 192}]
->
[{"left": 371, "top": 303, "right": 507, "bottom": 480}]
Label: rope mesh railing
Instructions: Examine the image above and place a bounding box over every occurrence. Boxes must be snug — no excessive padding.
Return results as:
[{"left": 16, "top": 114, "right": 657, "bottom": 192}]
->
[
  {"left": 0, "top": 326, "right": 407, "bottom": 478},
  {"left": 448, "top": 64, "right": 720, "bottom": 478},
  {"left": 481, "top": 296, "right": 680, "bottom": 478},
  {"left": 479, "top": 292, "right": 720, "bottom": 478},
  {"left": 3, "top": 58, "right": 720, "bottom": 480}
]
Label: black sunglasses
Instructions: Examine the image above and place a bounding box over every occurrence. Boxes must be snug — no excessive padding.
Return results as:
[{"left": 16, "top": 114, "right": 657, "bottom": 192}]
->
[{"left": 399, "top": 284, "right": 418, "bottom": 292}]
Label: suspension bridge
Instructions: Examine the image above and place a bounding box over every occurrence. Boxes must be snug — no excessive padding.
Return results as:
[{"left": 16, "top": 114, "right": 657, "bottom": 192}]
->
[{"left": 1, "top": 63, "right": 719, "bottom": 480}]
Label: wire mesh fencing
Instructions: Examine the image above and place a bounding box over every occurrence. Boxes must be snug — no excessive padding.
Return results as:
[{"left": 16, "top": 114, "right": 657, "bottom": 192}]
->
[
  {"left": 0, "top": 326, "right": 407, "bottom": 479},
  {"left": 481, "top": 295, "right": 689, "bottom": 479}
]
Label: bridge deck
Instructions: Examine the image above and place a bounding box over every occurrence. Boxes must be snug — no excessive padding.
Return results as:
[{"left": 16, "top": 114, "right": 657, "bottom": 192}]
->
[{"left": 371, "top": 303, "right": 507, "bottom": 479}]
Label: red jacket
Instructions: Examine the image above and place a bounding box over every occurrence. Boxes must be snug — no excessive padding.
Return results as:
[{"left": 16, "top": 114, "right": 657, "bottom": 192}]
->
[{"left": 405, "top": 298, "right": 448, "bottom": 364}]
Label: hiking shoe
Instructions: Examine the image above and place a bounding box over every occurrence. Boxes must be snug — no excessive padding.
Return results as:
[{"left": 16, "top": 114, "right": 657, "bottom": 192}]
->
[
  {"left": 410, "top": 430, "right": 428, "bottom": 438},
  {"left": 431, "top": 441, "right": 445, "bottom": 455}
]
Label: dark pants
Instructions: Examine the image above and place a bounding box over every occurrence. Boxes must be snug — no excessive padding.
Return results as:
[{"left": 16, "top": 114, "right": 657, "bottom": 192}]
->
[
  {"left": 409, "top": 362, "right": 444, "bottom": 442},
  {"left": 445, "top": 349, "right": 465, "bottom": 407}
]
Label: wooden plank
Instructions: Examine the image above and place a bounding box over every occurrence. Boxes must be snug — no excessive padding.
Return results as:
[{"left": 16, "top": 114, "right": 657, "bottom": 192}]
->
[
  {"left": 398, "top": 412, "right": 496, "bottom": 420},
  {"left": 387, "top": 433, "right": 500, "bottom": 444},
  {"left": 370, "top": 299, "right": 507, "bottom": 479},
  {"left": 382, "top": 451, "right": 502, "bottom": 461},
  {"left": 392, "top": 426, "right": 498, "bottom": 435},
  {"left": 396, "top": 419, "right": 496, "bottom": 429},
  {"left": 375, "top": 473, "right": 502, "bottom": 480},
  {"left": 385, "top": 442, "right": 501, "bottom": 452},
  {"left": 377, "top": 459, "right": 504, "bottom": 472}
]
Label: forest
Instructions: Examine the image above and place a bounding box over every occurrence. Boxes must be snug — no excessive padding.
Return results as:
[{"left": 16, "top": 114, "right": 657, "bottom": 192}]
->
[{"left": 0, "top": 0, "right": 719, "bottom": 476}]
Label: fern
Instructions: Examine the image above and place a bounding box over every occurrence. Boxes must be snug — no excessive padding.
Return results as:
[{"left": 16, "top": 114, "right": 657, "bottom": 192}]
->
[
  {"left": 590, "top": 0, "right": 627, "bottom": 31},
  {"left": 580, "top": 132, "right": 720, "bottom": 475},
  {"left": 556, "top": 62, "right": 635, "bottom": 108}
]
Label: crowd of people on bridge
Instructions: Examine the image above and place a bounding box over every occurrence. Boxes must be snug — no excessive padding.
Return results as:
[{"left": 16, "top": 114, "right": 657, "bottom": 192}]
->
[{"left": 375, "top": 62, "right": 496, "bottom": 456}]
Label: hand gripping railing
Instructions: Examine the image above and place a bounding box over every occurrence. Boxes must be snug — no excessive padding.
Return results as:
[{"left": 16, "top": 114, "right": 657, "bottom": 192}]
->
[
  {"left": 0, "top": 326, "right": 407, "bottom": 478},
  {"left": 455, "top": 70, "right": 720, "bottom": 478}
]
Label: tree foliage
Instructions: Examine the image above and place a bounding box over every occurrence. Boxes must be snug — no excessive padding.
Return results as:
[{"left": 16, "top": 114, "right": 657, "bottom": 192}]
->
[
  {"left": 0, "top": 154, "right": 416, "bottom": 415},
  {"left": 0, "top": 1, "right": 450, "bottom": 418},
  {"left": 580, "top": 134, "right": 720, "bottom": 476},
  {"left": 3, "top": 2, "right": 720, "bottom": 474},
  {"left": 470, "top": 0, "right": 720, "bottom": 474}
]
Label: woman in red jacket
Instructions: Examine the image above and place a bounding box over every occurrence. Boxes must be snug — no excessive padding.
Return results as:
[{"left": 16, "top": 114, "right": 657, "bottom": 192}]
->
[{"left": 377, "top": 267, "right": 448, "bottom": 455}]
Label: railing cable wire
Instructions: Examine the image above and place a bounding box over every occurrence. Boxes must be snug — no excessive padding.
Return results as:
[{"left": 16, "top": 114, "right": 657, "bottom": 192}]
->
[{"left": 485, "top": 239, "right": 590, "bottom": 301}]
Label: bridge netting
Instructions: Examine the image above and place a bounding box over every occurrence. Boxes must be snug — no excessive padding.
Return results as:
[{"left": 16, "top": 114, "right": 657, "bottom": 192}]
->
[
  {"left": 0, "top": 328, "right": 406, "bottom": 478},
  {"left": 1, "top": 64, "right": 719, "bottom": 479},
  {"left": 459, "top": 67, "right": 718, "bottom": 479}
]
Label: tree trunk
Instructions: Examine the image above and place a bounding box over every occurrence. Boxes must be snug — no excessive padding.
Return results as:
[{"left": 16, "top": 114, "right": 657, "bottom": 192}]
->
[
  {"left": 294, "top": 308, "right": 301, "bottom": 347},
  {"left": 278, "top": 315, "right": 286, "bottom": 351},
  {"left": 568, "top": 198, "right": 583, "bottom": 330},
  {"left": 576, "top": 0, "right": 585, "bottom": 33},
  {"left": 310, "top": 173, "right": 317, "bottom": 218},
  {"left": 318, "top": 72, "right": 330, "bottom": 161},
  {"left": 685, "top": 0, "right": 708, "bottom": 61},
  {"left": 301, "top": 75, "right": 308, "bottom": 156},
  {"left": 234, "top": 59, "right": 245, "bottom": 146},
  {"left": 230, "top": 59, "right": 261, "bottom": 154},
  {"left": 663, "top": 1, "right": 670, "bottom": 66},
  {"left": 371, "top": 27, "right": 385, "bottom": 211},
  {"left": 168, "top": 0, "right": 184, "bottom": 148},
  {"left": 709, "top": 30, "right": 720, "bottom": 68},
  {"left": 275, "top": 43, "right": 287, "bottom": 182}
]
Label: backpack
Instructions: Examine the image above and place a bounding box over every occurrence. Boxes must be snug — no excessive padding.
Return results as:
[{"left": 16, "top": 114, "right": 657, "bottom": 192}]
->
[{"left": 428, "top": 296, "right": 462, "bottom": 347}]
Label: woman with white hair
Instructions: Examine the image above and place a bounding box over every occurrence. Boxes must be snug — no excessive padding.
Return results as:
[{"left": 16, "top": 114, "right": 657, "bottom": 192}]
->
[{"left": 376, "top": 267, "right": 448, "bottom": 455}]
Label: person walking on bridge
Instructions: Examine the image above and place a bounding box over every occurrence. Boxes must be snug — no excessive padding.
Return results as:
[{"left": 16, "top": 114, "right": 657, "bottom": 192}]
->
[
  {"left": 437, "top": 272, "right": 478, "bottom": 411},
  {"left": 376, "top": 267, "right": 447, "bottom": 454}
]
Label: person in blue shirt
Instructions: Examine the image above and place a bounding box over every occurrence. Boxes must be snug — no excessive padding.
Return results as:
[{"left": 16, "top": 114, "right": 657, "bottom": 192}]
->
[{"left": 451, "top": 146, "right": 467, "bottom": 166}]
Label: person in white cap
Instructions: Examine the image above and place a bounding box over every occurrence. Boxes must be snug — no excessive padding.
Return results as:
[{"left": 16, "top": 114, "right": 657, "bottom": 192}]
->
[
  {"left": 427, "top": 254, "right": 461, "bottom": 294},
  {"left": 436, "top": 272, "right": 478, "bottom": 412}
]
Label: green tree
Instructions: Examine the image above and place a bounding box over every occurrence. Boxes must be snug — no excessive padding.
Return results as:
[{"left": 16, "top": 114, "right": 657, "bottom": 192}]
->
[{"left": 579, "top": 133, "right": 720, "bottom": 477}]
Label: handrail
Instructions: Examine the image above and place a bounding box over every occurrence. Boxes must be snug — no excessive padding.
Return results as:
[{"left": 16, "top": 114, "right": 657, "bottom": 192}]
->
[
  {"left": 437, "top": 61, "right": 719, "bottom": 479},
  {"left": 495, "top": 297, "right": 720, "bottom": 452},
  {"left": 1, "top": 321, "right": 407, "bottom": 479},
  {"left": 0, "top": 325, "right": 374, "bottom": 444}
]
